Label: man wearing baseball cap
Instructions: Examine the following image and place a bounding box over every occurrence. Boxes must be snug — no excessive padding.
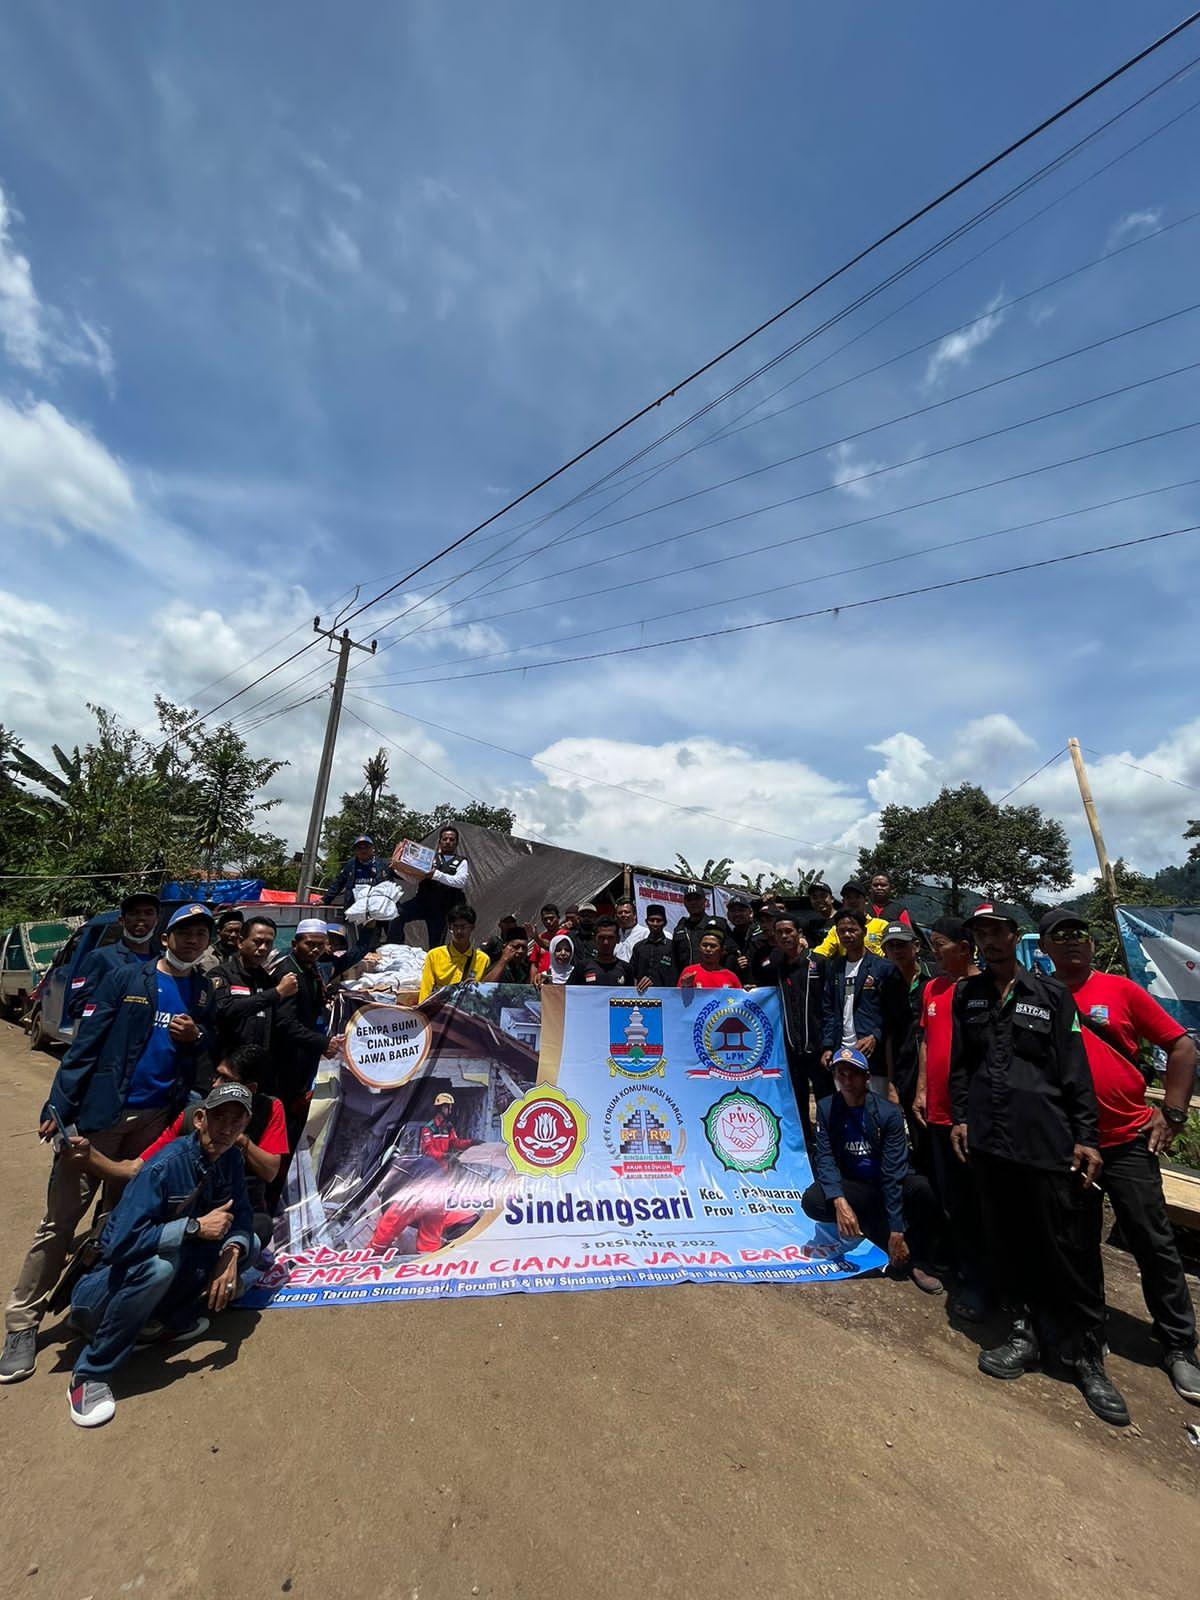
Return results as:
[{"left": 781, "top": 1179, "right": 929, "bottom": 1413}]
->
[
  {"left": 1039, "top": 908, "right": 1200, "bottom": 1403},
  {"left": 672, "top": 884, "right": 732, "bottom": 973},
  {"left": 67, "top": 891, "right": 161, "bottom": 1020},
  {"left": 801, "top": 1046, "right": 943, "bottom": 1292},
  {"left": 2, "top": 905, "right": 217, "bottom": 1385},
  {"left": 326, "top": 834, "right": 388, "bottom": 914},
  {"left": 64, "top": 1079, "right": 255, "bottom": 1427},
  {"left": 270, "top": 919, "right": 341, "bottom": 1157},
  {"left": 949, "top": 904, "right": 1128, "bottom": 1425}
]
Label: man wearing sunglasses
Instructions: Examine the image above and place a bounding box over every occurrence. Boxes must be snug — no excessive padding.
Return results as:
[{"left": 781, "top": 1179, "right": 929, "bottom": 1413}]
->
[{"left": 1039, "top": 908, "right": 1200, "bottom": 1405}]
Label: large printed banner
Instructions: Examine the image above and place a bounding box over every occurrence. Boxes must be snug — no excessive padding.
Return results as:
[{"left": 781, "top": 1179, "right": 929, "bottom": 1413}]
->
[
  {"left": 1116, "top": 904, "right": 1200, "bottom": 1033},
  {"left": 631, "top": 872, "right": 731, "bottom": 931},
  {"left": 248, "top": 984, "right": 884, "bottom": 1309}
]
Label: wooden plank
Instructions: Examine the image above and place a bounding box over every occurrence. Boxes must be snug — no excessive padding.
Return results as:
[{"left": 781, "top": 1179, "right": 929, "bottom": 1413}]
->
[{"left": 1159, "top": 1165, "right": 1200, "bottom": 1229}]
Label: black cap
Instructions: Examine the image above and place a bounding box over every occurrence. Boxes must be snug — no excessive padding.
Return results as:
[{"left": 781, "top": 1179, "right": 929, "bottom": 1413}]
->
[
  {"left": 965, "top": 903, "right": 1018, "bottom": 930},
  {"left": 645, "top": 903, "right": 667, "bottom": 918},
  {"left": 682, "top": 883, "right": 704, "bottom": 897},
  {"left": 120, "top": 892, "right": 159, "bottom": 914},
  {"left": 841, "top": 880, "right": 866, "bottom": 897},
  {"left": 1038, "top": 908, "right": 1090, "bottom": 939},
  {"left": 727, "top": 895, "right": 751, "bottom": 909},
  {"left": 810, "top": 882, "right": 833, "bottom": 896}
]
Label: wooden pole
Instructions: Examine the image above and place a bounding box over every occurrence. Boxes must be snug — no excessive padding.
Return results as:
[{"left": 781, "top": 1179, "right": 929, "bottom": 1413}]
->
[{"left": 1067, "top": 736, "right": 1128, "bottom": 974}]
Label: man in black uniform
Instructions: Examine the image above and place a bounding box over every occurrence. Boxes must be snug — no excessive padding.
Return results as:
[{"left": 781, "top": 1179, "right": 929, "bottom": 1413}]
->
[
  {"left": 630, "top": 906, "right": 678, "bottom": 992},
  {"left": 949, "top": 903, "right": 1128, "bottom": 1426},
  {"left": 804, "top": 882, "right": 839, "bottom": 949},
  {"left": 208, "top": 915, "right": 299, "bottom": 1063},
  {"left": 271, "top": 918, "right": 342, "bottom": 1152},
  {"left": 723, "top": 896, "right": 756, "bottom": 987},
  {"left": 569, "top": 917, "right": 630, "bottom": 986},
  {"left": 763, "top": 917, "right": 828, "bottom": 1152},
  {"left": 671, "top": 885, "right": 731, "bottom": 973}
]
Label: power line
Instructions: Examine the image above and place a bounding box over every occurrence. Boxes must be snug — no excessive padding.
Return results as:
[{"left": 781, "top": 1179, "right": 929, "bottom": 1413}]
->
[
  {"left": 365, "top": 477, "right": 1200, "bottom": 681},
  {"left": 325, "top": 13, "right": 1200, "bottom": 644},
  {"left": 358, "top": 53, "right": 1200, "bottom": 659},
  {"left": 997, "top": 748, "right": 1070, "bottom": 803},
  {"left": 379, "top": 523, "right": 1200, "bottom": 686},
  {"left": 176, "top": 21, "right": 1200, "bottom": 727},
  {"left": 372, "top": 282, "right": 1200, "bottom": 658},
  {"left": 343, "top": 695, "right": 864, "bottom": 862},
  {"left": 1081, "top": 747, "right": 1200, "bottom": 794}
]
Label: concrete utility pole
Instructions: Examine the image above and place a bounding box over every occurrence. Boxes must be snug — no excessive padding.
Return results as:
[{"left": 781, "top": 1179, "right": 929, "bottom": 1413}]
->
[{"left": 296, "top": 617, "right": 377, "bottom": 904}]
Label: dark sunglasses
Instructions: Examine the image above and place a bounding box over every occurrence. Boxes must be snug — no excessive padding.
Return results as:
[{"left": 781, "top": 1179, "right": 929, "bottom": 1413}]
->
[{"left": 1045, "top": 926, "right": 1091, "bottom": 945}]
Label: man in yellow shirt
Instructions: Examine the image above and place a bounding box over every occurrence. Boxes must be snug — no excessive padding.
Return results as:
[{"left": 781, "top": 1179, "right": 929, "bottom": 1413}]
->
[
  {"left": 418, "top": 905, "right": 522, "bottom": 1002},
  {"left": 814, "top": 882, "right": 889, "bottom": 959}
]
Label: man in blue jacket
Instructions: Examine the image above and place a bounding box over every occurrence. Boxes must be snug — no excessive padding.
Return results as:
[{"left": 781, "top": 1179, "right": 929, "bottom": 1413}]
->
[
  {"left": 820, "top": 910, "right": 894, "bottom": 1097},
  {"left": 326, "top": 834, "right": 388, "bottom": 907},
  {"left": 1, "top": 904, "right": 216, "bottom": 1385},
  {"left": 802, "top": 1046, "right": 943, "bottom": 1293},
  {"left": 67, "top": 892, "right": 161, "bottom": 1021},
  {"left": 66, "top": 1080, "right": 255, "bottom": 1427}
]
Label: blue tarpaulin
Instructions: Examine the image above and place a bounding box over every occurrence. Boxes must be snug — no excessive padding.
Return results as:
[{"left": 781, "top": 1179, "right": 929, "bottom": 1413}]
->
[{"left": 160, "top": 880, "right": 264, "bottom": 904}]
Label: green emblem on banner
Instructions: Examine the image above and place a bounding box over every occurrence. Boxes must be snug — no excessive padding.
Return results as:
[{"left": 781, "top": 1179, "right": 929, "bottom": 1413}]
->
[{"left": 702, "top": 1091, "right": 781, "bottom": 1174}]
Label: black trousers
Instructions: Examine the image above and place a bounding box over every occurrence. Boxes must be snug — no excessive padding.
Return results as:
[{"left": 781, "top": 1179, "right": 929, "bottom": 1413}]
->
[
  {"left": 1097, "top": 1131, "right": 1197, "bottom": 1354},
  {"left": 801, "top": 1173, "right": 942, "bottom": 1271},
  {"left": 928, "top": 1123, "right": 990, "bottom": 1291},
  {"left": 785, "top": 1046, "right": 831, "bottom": 1154},
  {"left": 389, "top": 884, "right": 450, "bottom": 949},
  {"left": 972, "top": 1151, "right": 1105, "bottom": 1356}
]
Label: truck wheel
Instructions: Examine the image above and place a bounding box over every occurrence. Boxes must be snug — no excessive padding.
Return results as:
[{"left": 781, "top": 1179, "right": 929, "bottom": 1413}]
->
[{"left": 28, "top": 1006, "right": 50, "bottom": 1053}]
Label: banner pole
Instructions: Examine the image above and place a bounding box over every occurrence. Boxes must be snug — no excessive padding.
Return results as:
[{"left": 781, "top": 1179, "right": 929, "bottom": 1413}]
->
[{"left": 1067, "top": 736, "right": 1129, "bottom": 975}]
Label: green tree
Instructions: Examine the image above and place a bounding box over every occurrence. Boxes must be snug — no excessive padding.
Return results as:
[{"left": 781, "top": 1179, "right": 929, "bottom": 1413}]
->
[
  {"left": 362, "top": 748, "right": 390, "bottom": 834},
  {"left": 864, "top": 782, "right": 1073, "bottom": 916},
  {"left": 1083, "top": 858, "right": 1171, "bottom": 974},
  {"left": 672, "top": 854, "right": 734, "bottom": 885}
]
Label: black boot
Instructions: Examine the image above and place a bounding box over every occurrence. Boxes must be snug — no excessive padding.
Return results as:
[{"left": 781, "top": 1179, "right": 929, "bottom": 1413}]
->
[
  {"left": 1073, "top": 1343, "right": 1130, "bottom": 1427},
  {"left": 978, "top": 1317, "right": 1039, "bottom": 1380}
]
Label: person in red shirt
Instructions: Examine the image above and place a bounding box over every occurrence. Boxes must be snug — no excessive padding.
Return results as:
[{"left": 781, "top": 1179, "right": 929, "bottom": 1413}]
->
[
  {"left": 1040, "top": 908, "right": 1200, "bottom": 1404},
  {"left": 419, "top": 1093, "right": 477, "bottom": 1165},
  {"left": 679, "top": 929, "right": 744, "bottom": 991},
  {"left": 913, "top": 916, "right": 989, "bottom": 1321}
]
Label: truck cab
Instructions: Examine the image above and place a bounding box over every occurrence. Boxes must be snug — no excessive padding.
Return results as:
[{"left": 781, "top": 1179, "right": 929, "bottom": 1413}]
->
[{"left": 28, "top": 911, "right": 126, "bottom": 1052}]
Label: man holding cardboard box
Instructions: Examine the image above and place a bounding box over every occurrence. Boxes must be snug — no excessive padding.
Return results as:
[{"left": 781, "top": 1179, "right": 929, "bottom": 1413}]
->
[{"left": 388, "top": 825, "right": 471, "bottom": 949}]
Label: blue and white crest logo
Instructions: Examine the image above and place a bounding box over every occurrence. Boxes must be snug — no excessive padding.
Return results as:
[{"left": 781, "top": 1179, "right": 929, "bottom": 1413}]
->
[
  {"left": 608, "top": 998, "right": 666, "bottom": 1078},
  {"left": 687, "top": 998, "right": 778, "bottom": 1080}
]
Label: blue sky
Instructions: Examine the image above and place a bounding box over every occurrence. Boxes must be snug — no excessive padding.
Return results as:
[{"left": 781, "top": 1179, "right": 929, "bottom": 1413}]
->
[{"left": 1, "top": 1, "right": 1198, "bottom": 890}]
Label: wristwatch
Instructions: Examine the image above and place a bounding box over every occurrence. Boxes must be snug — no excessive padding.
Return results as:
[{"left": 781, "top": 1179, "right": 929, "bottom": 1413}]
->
[
  {"left": 1162, "top": 1103, "right": 1189, "bottom": 1129},
  {"left": 185, "top": 1217, "right": 201, "bottom": 1239}
]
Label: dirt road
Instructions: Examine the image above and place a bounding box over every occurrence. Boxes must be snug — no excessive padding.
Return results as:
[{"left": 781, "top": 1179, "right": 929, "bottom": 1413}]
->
[{"left": 0, "top": 1018, "right": 1196, "bottom": 1600}]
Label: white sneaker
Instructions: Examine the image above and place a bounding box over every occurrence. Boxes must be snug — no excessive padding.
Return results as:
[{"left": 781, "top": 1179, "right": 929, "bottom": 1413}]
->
[{"left": 68, "top": 1377, "right": 116, "bottom": 1428}]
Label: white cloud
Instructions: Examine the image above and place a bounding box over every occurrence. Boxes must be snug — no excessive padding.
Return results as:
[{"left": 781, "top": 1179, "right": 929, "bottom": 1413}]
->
[
  {"left": 828, "top": 439, "right": 888, "bottom": 499},
  {"left": 1105, "top": 207, "right": 1162, "bottom": 252},
  {"left": 317, "top": 220, "right": 362, "bottom": 275},
  {"left": 924, "top": 290, "right": 1006, "bottom": 386},
  {"left": 0, "top": 184, "right": 41, "bottom": 368},
  {"left": 0, "top": 396, "right": 136, "bottom": 540},
  {"left": 0, "top": 180, "right": 114, "bottom": 379}
]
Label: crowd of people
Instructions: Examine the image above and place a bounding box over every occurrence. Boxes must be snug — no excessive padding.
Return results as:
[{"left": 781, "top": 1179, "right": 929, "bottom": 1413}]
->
[{"left": 1, "top": 834, "right": 1196, "bottom": 1436}]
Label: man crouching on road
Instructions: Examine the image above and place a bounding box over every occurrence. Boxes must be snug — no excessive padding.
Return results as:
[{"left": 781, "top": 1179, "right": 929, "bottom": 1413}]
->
[{"left": 65, "top": 1082, "right": 255, "bottom": 1429}]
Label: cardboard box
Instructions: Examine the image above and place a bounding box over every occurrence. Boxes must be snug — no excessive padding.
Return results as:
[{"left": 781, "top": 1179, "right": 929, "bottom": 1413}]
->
[{"left": 390, "top": 839, "right": 436, "bottom": 877}]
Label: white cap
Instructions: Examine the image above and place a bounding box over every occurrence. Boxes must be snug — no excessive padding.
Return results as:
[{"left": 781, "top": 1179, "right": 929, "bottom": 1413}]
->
[{"left": 296, "top": 918, "right": 328, "bottom": 936}]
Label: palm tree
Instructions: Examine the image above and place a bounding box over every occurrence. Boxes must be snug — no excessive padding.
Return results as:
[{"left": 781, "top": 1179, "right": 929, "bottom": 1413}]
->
[{"left": 363, "top": 749, "right": 389, "bottom": 833}]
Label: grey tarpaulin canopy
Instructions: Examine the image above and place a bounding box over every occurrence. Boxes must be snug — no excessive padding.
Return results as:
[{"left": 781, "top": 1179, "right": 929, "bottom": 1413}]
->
[{"left": 419, "top": 821, "right": 622, "bottom": 935}]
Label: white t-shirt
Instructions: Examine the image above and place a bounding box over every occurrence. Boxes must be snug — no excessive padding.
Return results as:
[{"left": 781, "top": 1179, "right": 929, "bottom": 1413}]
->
[
  {"left": 615, "top": 925, "right": 648, "bottom": 963},
  {"left": 841, "top": 958, "right": 863, "bottom": 1048}
]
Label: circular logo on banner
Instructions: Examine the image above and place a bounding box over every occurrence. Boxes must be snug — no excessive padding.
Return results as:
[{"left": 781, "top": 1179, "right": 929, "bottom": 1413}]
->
[
  {"left": 503, "top": 1085, "right": 588, "bottom": 1178},
  {"left": 343, "top": 1005, "right": 432, "bottom": 1091},
  {"left": 703, "top": 1091, "right": 781, "bottom": 1173},
  {"left": 690, "top": 998, "right": 775, "bottom": 1080}
]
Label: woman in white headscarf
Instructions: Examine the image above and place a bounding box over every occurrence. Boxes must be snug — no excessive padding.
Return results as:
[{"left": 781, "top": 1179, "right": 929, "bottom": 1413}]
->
[{"left": 544, "top": 932, "right": 576, "bottom": 984}]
